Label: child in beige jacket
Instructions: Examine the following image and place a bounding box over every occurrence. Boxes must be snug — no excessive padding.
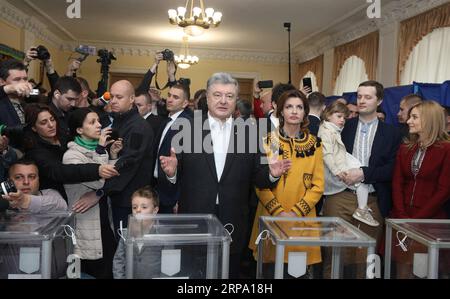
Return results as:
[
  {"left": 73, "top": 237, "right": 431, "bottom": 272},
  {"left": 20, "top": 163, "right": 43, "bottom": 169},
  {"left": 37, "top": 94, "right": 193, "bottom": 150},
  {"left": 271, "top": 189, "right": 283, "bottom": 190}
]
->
[{"left": 318, "top": 102, "right": 379, "bottom": 227}]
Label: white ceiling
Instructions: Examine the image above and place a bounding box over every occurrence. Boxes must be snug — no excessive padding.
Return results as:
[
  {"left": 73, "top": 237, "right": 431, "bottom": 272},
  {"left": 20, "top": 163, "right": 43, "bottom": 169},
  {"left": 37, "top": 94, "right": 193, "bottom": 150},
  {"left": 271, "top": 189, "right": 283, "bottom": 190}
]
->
[{"left": 7, "top": 0, "right": 396, "bottom": 53}]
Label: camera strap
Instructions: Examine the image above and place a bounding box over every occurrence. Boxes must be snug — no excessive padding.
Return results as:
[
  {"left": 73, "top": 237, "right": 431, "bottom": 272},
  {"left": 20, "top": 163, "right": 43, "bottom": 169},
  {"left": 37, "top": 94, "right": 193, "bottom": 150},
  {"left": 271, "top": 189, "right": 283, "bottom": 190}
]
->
[{"left": 154, "top": 63, "right": 178, "bottom": 91}]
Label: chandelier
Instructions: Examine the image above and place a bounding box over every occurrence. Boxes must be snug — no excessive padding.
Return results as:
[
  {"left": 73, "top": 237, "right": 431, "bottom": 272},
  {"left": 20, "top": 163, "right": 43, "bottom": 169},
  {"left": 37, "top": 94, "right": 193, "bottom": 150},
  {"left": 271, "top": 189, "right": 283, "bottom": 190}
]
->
[
  {"left": 168, "top": 0, "right": 222, "bottom": 37},
  {"left": 174, "top": 36, "right": 199, "bottom": 69}
]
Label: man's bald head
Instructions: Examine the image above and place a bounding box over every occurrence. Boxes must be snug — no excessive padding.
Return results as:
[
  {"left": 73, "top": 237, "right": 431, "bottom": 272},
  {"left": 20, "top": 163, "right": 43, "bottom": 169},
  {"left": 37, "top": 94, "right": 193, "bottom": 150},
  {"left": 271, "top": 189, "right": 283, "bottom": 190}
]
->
[{"left": 110, "top": 80, "right": 135, "bottom": 113}]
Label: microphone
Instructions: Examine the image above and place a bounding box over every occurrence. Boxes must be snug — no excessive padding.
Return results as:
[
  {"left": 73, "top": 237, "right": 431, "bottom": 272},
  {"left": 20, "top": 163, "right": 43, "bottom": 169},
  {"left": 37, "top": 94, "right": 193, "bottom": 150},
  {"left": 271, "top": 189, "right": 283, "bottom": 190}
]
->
[
  {"left": 0, "top": 198, "right": 9, "bottom": 212},
  {"left": 97, "top": 92, "right": 111, "bottom": 107}
]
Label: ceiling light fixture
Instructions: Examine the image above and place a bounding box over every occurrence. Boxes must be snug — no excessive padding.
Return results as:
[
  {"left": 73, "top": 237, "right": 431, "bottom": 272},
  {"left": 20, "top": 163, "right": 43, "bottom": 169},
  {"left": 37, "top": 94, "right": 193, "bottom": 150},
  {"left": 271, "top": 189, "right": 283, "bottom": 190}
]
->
[
  {"left": 175, "top": 36, "right": 199, "bottom": 69},
  {"left": 168, "top": 0, "right": 222, "bottom": 37}
]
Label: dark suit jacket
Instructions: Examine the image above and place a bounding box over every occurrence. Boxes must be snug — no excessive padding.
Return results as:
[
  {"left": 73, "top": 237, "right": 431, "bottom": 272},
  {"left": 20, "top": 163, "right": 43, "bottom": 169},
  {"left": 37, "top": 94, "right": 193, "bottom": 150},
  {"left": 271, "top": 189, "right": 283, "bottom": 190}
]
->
[
  {"left": 0, "top": 87, "right": 22, "bottom": 127},
  {"left": 154, "top": 109, "right": 192, "bottom": 209},
  {"left": 103, "top": 107, "right": 154, "bottom": 207},
  {"left": 341, "top": 118, "right": 401, "bottom": 217},
  {"left": 145, "top": 113, "right": 166, "bottom": 140},
  {"left": 308, "top": 115, "right": 321, "bottom": 136},
  {"left": 171, "top": 114, "right": 275, "bottom": 253}
]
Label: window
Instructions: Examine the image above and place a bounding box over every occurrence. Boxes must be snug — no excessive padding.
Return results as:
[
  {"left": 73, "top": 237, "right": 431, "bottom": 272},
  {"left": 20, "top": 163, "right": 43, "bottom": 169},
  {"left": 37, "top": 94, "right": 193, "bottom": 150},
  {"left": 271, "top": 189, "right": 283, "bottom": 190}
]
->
[
  {"left": 401, "top": 27, "right": 450, "bottom": 85},
  {"left": 334, "top": 55, "right": 368, "bottom": 95}
]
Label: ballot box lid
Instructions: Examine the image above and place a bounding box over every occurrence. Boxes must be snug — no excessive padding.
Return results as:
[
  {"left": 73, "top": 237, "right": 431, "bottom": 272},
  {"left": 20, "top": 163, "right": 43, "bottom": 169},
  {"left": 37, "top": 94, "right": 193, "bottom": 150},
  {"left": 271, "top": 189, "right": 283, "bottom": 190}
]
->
[
  {"left": 387, "top": 219, "right": 450, "bottom": 246},
  {"left": 0, "top": 211, "right": 73, "bottom": 241}
]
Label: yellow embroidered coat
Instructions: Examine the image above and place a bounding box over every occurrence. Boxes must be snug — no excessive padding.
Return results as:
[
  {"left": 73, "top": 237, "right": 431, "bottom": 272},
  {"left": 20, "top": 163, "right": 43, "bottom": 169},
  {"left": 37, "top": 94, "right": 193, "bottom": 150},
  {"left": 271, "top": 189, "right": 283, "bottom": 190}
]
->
[{"left": 249, "top": 129, "right": 324, "bottom": 265}]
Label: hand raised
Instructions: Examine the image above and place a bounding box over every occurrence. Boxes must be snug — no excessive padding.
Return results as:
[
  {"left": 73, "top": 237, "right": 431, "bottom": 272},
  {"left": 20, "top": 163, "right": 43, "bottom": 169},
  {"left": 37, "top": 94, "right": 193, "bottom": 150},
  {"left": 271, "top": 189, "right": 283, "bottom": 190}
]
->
[
  {"left": 268, "top": 152, "right": 292, "bottom": 178},
  {"left": 160, "top": 147, "right": 178, "bottom": 178}
]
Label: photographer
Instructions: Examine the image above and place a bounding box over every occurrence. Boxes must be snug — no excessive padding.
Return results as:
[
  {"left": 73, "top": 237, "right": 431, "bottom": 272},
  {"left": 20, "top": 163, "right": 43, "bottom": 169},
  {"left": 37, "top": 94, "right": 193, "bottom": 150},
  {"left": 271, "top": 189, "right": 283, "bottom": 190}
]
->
[
  {"left": 0, "top": 59, "right": 32, "bottom": 128},
  {"left": 2, "top": 159, "right": 67, "bottom": 212},
  {"left": 25, "top": 46, "right": 82, "bottom": 96},
  {"left": 135, "top": 51, "right": 177, "bottom": 95}
]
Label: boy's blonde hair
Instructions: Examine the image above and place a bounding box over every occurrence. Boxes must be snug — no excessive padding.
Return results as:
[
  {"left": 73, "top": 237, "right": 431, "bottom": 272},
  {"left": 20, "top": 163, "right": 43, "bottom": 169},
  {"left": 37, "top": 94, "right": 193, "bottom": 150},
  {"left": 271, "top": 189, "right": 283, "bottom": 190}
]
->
[
  {"left": 131, "top": 186, "right": 159, "bottom": 207},
  {"left": 322, "top": 101, "right": 350, "bottom": 122},
  {"left": 406, "top": 100, "right": 449, "bottom": 148}
]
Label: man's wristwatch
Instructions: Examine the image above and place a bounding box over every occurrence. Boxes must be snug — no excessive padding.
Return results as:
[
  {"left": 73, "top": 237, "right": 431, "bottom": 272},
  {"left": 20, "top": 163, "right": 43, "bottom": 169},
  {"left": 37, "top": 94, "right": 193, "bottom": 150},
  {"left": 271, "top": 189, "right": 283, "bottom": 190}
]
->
[{"left": 95, "top": 189, "right": 105, "bottom": 198}]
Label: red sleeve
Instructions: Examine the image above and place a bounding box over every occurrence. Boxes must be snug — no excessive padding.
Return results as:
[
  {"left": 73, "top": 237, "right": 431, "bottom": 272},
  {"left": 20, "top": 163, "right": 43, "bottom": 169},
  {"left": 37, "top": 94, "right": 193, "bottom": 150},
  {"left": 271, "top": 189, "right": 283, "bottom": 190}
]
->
[
  {"left": 253, "top": 97, "right": 264, "bottom": 119},
  {"left": 414, "top": 144, "right": 450, "bottom": 219}
]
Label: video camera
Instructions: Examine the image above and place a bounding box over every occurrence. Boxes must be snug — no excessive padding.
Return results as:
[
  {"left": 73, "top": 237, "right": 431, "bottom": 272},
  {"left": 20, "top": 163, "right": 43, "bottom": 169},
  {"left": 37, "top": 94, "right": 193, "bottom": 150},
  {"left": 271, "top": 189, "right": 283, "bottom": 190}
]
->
[
  {"left": 96, "top": 49, "right": 117, "bottom": 97},
  {"left": 75, "top": 45, "right": 97, "bottom": 62},
  {"left": 97, "top": 49, "right": 116, "bottom": 66}
]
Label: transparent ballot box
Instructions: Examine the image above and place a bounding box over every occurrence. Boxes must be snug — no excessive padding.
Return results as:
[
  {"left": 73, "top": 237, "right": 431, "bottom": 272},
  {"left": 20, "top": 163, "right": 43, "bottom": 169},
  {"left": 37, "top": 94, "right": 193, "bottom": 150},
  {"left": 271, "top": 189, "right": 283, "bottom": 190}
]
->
[
  {"left": 0, "top": 211, "right": 74, "bottom": 279},
  {"left": 384, "top": 219, "right": 450, "bottom": 279},
  {"left": 125, "top": 214, "right": 231, "bottom": 279},
  {"left": 256, "top": 217, "right": 376, "bottom": 279}
]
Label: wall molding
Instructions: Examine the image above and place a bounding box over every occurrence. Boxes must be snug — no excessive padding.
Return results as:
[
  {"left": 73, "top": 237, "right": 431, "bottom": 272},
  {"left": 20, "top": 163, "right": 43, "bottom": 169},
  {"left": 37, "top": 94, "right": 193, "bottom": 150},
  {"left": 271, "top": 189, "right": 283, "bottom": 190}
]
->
[
  {"left": 0, "top": 0, "right": 64, "bottom": 50},
  {"left": 295, "top": 0, "right": 450, "bottom": 63},
  {"left": 60, "top": 41, "right": 288, "bottom": 64}
]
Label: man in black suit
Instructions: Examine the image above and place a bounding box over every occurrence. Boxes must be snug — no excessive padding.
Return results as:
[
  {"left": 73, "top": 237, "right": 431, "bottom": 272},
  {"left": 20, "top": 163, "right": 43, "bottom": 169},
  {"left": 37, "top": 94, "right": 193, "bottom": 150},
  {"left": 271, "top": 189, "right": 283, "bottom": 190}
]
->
[
  {"left": 307, "top": 92, "right": 325, "bottom": 136},
  {"left": 159, "top": 73, "right": 291, "bottom": 278},
  {"left": 153, "top": 84, "right": 192, "bottom": 214},
  {"left": 135, "top": 90, "right": 166, "bottom": 136},
  {"left": 322, "top": 80, "right": 401, "bottom": 278}
]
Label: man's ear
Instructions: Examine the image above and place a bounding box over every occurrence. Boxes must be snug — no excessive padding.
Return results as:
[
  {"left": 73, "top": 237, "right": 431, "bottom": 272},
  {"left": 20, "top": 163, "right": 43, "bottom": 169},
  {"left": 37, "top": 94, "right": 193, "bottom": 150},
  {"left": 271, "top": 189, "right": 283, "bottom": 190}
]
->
[
  {"left": 54, "top": 90, "right": 61, "bottom": 99},
  {"left": 182, "top": 99, "right": 189, "bottom": 109},
  {"left": 377, "top": 99, "right": 383, "bottom": 107},
  {"left": 0, "top": 78, "right": 6, "bottom": 86}
]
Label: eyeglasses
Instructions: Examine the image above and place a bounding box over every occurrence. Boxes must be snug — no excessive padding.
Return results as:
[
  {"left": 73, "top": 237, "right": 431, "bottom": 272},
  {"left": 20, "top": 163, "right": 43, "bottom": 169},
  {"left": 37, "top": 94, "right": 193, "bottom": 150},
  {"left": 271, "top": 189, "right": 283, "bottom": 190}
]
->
[{"left": 211, "top": 92, "right": 236, "bottom": 101}]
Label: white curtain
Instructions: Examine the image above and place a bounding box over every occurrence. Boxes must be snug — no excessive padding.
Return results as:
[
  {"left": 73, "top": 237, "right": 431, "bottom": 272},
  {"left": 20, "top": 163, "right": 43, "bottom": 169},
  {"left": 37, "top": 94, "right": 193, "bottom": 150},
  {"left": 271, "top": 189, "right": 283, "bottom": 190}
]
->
[
  {"left": 299, "top": 71, "right": 319, "bottom": 92},
  {"left": 401, "top": 27, "right": 450, "bottom": 85},
  {"left": 333, "top": 55, "right": 368, "bottom": 95}
]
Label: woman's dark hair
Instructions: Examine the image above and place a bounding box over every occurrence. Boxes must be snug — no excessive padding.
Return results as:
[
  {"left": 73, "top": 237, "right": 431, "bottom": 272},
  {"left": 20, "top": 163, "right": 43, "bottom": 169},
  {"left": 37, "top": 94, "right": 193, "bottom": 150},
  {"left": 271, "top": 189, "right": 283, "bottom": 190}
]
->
[
  {"left": 276, "top": 89, "right": 310, "bottom": 132},
  {"left": 23, "top": 103, "right": 60, "bottom": 149},
  {"left": 68, "top": 107, "right": 97, "bottom": 138},
  {"left": 25, "top": 103, "right": 59, "bottom": 130}
]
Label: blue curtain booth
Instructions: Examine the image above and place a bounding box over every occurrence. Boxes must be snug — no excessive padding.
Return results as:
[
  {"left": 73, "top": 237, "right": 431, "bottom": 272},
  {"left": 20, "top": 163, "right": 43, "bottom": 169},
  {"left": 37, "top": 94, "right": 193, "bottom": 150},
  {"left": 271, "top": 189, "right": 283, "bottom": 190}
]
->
[{"left": 325, "top": 81, "right": 450, "bottom": 125}]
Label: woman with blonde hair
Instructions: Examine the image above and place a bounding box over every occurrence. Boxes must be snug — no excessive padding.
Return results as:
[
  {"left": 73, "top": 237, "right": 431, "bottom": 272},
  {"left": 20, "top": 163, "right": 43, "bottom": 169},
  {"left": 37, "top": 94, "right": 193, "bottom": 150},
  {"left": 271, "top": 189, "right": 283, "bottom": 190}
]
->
[
  {"left": 391, "top": 100, "right": 450, "bottom": 278},
  {"left": 392, "top": 100, "right": 450, "bottom": 219}
]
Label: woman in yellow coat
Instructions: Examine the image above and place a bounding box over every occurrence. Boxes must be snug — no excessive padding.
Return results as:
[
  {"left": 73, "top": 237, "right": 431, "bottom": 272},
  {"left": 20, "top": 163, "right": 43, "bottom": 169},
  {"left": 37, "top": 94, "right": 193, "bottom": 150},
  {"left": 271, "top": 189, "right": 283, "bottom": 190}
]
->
[{"left": 249, "top": 89, "right": 324, "bottom": 276}]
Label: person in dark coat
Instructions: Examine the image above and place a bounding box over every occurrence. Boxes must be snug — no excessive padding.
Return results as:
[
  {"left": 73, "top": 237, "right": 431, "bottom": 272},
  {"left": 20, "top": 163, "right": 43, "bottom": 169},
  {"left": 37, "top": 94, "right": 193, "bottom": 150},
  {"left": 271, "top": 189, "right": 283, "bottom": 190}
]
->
[
  {"left": 307, "top": 92, "right": 326, "bottom": 136},
  {"left": 0, "top": 60, "right": 31, "bottom": 130},
  {"left": 98, "top": 80, "right": 154, "bottom": 233}
]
